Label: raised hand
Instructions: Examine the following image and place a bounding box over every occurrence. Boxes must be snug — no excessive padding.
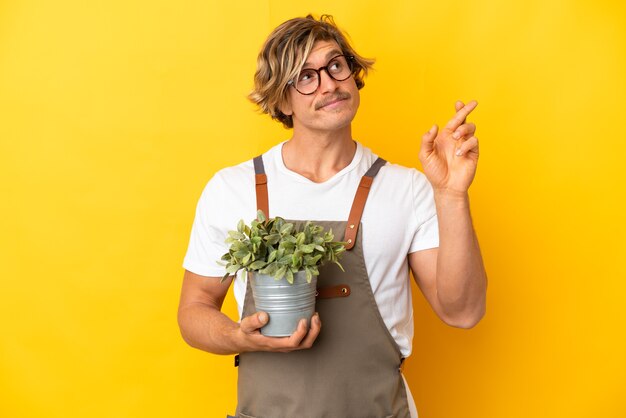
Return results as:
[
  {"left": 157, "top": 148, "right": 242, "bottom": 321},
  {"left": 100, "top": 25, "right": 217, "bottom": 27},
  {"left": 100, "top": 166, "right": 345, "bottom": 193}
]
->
[{"left": 419, "top": 100, "right": 479, "bottom": 194}]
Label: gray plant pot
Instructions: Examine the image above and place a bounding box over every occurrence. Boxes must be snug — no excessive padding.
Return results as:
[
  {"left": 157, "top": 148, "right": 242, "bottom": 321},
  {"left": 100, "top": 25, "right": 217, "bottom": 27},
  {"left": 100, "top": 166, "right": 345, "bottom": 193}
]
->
[{"left": 249, "top": 271, "right": 317, "bottom": 337}]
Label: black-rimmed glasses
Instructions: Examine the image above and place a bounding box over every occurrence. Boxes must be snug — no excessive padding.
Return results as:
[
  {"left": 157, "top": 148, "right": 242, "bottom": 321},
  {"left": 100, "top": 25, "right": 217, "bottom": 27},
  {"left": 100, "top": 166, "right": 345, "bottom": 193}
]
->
[{"left": 288, "top": 55, "right": 355, "bottom": 95}]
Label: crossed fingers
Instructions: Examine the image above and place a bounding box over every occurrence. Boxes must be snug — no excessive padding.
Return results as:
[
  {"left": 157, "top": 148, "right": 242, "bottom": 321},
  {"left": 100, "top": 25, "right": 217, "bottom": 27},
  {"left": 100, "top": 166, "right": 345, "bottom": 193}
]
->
[
  {"left": 449, "top": 100, "right": 478, "bottom": 157},
  {"left": 446, "top": 100, "right": 478, "bottom": 133}
]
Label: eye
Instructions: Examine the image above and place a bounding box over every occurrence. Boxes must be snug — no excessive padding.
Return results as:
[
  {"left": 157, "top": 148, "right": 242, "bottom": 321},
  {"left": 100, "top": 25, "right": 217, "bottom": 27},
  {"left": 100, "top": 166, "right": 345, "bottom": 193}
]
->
[
  {"left": 298, "top": 70, "right": 316, "bottom": 85},
  {"left": 329, "top": 59, "right": 344, "bottom": 73}
]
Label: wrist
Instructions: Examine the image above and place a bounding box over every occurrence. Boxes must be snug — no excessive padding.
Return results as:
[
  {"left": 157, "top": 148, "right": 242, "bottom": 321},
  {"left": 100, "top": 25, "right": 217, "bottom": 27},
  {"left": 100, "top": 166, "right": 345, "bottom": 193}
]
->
[
  {"left": 232, "top": 326, "right": 253, "bottom": 354},
  {"left": 434, "top": 188, "right": 469, "bottom": 202},
  {"left": 433, "top": 189, "right": 471, "bottom": 213}
]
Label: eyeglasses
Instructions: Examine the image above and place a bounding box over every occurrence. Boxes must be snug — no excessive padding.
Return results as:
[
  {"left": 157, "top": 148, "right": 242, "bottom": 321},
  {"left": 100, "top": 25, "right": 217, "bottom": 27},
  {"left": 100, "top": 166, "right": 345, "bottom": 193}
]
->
[{"left": 288, "top": 54, "right": 355, "bottom": 95}]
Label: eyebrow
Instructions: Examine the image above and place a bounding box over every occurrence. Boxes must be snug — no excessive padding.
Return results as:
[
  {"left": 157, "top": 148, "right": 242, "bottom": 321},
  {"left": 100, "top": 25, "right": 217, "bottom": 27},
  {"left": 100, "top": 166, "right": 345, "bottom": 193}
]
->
[{"left": 303, "top": 49, "right": 343, "bottom": 68}]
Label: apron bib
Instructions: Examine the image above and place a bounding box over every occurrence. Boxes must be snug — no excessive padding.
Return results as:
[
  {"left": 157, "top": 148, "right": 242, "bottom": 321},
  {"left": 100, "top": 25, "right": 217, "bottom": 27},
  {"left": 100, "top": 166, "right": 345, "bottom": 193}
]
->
[{"left": 235, "top": 155, "right": 409, "bottom": 418}]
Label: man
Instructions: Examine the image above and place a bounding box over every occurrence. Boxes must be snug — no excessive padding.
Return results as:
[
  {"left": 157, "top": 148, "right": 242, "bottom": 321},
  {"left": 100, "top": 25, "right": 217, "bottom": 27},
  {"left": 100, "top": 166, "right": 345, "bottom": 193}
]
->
[{"left": 178, "top": 14, "right": 487, "bottom": 418}]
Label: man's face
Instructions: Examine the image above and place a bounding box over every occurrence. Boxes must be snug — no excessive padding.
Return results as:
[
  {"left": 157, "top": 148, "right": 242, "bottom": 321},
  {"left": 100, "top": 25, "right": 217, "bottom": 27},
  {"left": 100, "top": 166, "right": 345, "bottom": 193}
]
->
[{"left": 281, "top": 40, "right": 360, "bottom": 134}]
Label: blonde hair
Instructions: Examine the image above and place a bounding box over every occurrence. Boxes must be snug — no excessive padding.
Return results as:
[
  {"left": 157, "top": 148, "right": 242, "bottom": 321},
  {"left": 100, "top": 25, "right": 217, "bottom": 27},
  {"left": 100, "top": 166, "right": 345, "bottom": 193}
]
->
[{"left": 248, "top": 14, "right": 375, "bottom": 129}]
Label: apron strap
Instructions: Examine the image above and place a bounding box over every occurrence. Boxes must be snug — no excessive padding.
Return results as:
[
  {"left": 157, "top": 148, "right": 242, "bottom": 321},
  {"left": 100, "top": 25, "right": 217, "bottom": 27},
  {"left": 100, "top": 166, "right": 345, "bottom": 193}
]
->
[
  {"left": 252, "top": 154, "right": 387, "bottom": 250},
  {"left": 253, "top": 155, "right": 269, "bottom": 218},
  {"left": 344, "top": 157, "right": 386, "bottom": 250}
]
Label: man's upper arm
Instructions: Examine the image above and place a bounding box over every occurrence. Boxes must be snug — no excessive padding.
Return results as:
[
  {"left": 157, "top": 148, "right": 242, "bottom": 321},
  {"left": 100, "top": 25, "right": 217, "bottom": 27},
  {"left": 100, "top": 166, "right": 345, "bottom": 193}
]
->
[
  {"left": 178, "top": 269, "right": 233, "bottom": 312},
  {"left": 408, "top": 248, "right": 453, "bottom": 325}
]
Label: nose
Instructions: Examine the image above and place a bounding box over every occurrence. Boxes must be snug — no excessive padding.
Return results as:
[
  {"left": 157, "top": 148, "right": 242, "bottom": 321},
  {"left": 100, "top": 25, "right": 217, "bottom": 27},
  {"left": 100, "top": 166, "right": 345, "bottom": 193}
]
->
[{"left": 318, "top": 68, "right": 339, "bottom": 93}]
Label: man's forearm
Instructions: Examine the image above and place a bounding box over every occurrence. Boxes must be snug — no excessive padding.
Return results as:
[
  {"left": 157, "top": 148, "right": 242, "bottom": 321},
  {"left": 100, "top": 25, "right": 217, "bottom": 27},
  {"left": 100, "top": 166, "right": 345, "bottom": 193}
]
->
[
  {"left": 434, "top": 190, "right": 487, "bottom": 327},
  {"left": 178, "top": 302, "right": 245, "bottom": 355}
]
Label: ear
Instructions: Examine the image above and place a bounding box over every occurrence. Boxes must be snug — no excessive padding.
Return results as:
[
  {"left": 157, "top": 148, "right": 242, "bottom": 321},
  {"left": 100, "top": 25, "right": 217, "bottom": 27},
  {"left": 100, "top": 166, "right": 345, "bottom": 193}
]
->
[{"left": 279, "top": 95, "right": 293, "bottom": 116}]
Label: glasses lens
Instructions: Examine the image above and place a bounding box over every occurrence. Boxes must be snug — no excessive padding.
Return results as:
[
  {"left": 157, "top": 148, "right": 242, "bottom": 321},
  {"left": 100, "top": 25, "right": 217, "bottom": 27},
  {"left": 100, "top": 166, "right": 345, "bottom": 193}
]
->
[
  {"left": 327, "top": 56, "right": 351, "bottom": 81},
  {"left": 295, "top": 69, "right": 318, "bottom": 95}
]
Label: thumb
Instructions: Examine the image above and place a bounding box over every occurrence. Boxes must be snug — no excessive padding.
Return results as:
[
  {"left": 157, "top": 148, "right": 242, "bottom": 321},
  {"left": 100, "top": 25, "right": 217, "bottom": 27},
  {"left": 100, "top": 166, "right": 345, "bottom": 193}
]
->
[
  {"left": 420, "top": 124, "right": 438, "bottom": 156},
  {"left": 240, "top": 311, "right": 268, "bottom": 334}
]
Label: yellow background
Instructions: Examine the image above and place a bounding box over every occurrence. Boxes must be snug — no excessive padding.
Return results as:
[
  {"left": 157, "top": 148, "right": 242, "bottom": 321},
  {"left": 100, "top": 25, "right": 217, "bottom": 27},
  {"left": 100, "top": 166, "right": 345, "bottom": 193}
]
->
[{"left": 1, "top": 1, "right": 625, "bottom": 417}]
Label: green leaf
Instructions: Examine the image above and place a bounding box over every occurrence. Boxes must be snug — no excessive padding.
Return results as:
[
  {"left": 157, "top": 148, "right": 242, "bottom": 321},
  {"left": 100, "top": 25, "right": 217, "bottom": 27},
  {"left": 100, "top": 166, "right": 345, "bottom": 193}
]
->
[
  {"left": 305, "top": 254, "right": 322, "bottom": 266},
  {"left": 300, "top": 244, "right": 315, "bottom": 253},
  {"left": 228, "top": 230, "right": 245, "bottom": 240},
  {"left": 226, "top": 264, "right": 241, "bottom": 274},
  {"left": 260, "top": 262, "right": 279, "bottom": 276},
  {"left": 257, "top": 210, "right": 266, "bottom": 222},
  {"left": 234, "top": 249, "right": 249, "bottom": 258},
  {"left": 280, "top": 223, "right": 294, "bottom": 236},
  {"left": 270, "top": 218, "right": 280, "bottom": 233},
  {"left": 242, "top": 252, "right": 251, "bottom": 265},
  {"left": 279, "top": 241, "right": 295, "bottom": 251},
  {"left": 296, "top": 232, "right": 305, "bottom": 245},
  {"left": 275, "top": 265, "right": 287, "bottom": 280},
  {"left": 264, "top": 233, "right": 281, "bottom": 245},
  {"left": 268, "top": 250, "right": 277, "bottom": 263},
  {"left": 285, "top": 268, "right": 294, "bottom": 284},
  {"left": 237, "top": 219, "right": 244, "bottom": 233},
  {"left": 230, "top": 241, "right": 245, "bottom": 251},
  {"left": 248, "top": 260, "right": 267, "bottom": 270},
  {"left": 291, "top": 253, "right": 302, "bottom": 269}
]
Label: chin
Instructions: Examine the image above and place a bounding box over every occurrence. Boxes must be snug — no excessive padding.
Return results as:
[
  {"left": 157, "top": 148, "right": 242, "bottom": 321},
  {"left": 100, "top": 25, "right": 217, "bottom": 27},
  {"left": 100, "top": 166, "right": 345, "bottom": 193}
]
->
[{"left": 316, "top": 115, "right": 354, "bottom": 132}]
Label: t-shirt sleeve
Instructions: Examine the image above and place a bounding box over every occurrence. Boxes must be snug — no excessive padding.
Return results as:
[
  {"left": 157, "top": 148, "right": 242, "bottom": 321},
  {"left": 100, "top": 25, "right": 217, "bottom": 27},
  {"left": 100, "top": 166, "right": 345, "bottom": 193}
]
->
[
  {"left": 408, "top": 169, "right": 439, "bottom": 253},
  {"left": 182, "top": 172, "right": 230, "bottom": 277}
]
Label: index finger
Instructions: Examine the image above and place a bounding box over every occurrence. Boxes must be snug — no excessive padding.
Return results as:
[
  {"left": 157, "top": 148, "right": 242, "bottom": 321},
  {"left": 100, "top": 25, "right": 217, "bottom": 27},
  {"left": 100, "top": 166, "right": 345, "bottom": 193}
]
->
[
  {"left": 445, "top": 100, "right": 478, "bottom": 131},
  {"left": 296, "top": 312, "right": 321, "bottom": 349},
  {"left": 285, "top": 318, "right": 310, "bottom": 346}
]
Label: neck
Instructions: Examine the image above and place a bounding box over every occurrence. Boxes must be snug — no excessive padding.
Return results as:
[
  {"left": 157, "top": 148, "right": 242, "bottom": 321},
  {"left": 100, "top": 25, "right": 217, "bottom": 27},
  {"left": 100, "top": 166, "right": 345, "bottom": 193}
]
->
[{"left": 282, "top": 124, "right": 356, "bottom": 183}]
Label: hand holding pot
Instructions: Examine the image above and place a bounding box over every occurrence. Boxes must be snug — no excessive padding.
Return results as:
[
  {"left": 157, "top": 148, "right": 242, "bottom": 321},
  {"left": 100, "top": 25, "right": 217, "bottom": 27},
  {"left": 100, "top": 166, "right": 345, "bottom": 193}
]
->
[{"left": 238, "top": 311, "right": 321, "bottom": 353}]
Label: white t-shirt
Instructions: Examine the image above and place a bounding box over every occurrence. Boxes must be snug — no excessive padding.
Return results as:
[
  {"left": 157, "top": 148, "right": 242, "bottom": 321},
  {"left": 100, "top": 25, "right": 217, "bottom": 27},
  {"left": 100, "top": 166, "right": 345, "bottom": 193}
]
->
[{"left": 183, "top": 140, "right": 439, "bottom": 357}]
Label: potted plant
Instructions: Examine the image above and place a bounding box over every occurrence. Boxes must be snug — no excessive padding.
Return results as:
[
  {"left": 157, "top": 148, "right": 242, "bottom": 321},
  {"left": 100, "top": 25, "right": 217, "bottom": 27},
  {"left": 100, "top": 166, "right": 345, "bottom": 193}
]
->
[{"left": 220, "top": 210, "right": 346, "bottom": 336}]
